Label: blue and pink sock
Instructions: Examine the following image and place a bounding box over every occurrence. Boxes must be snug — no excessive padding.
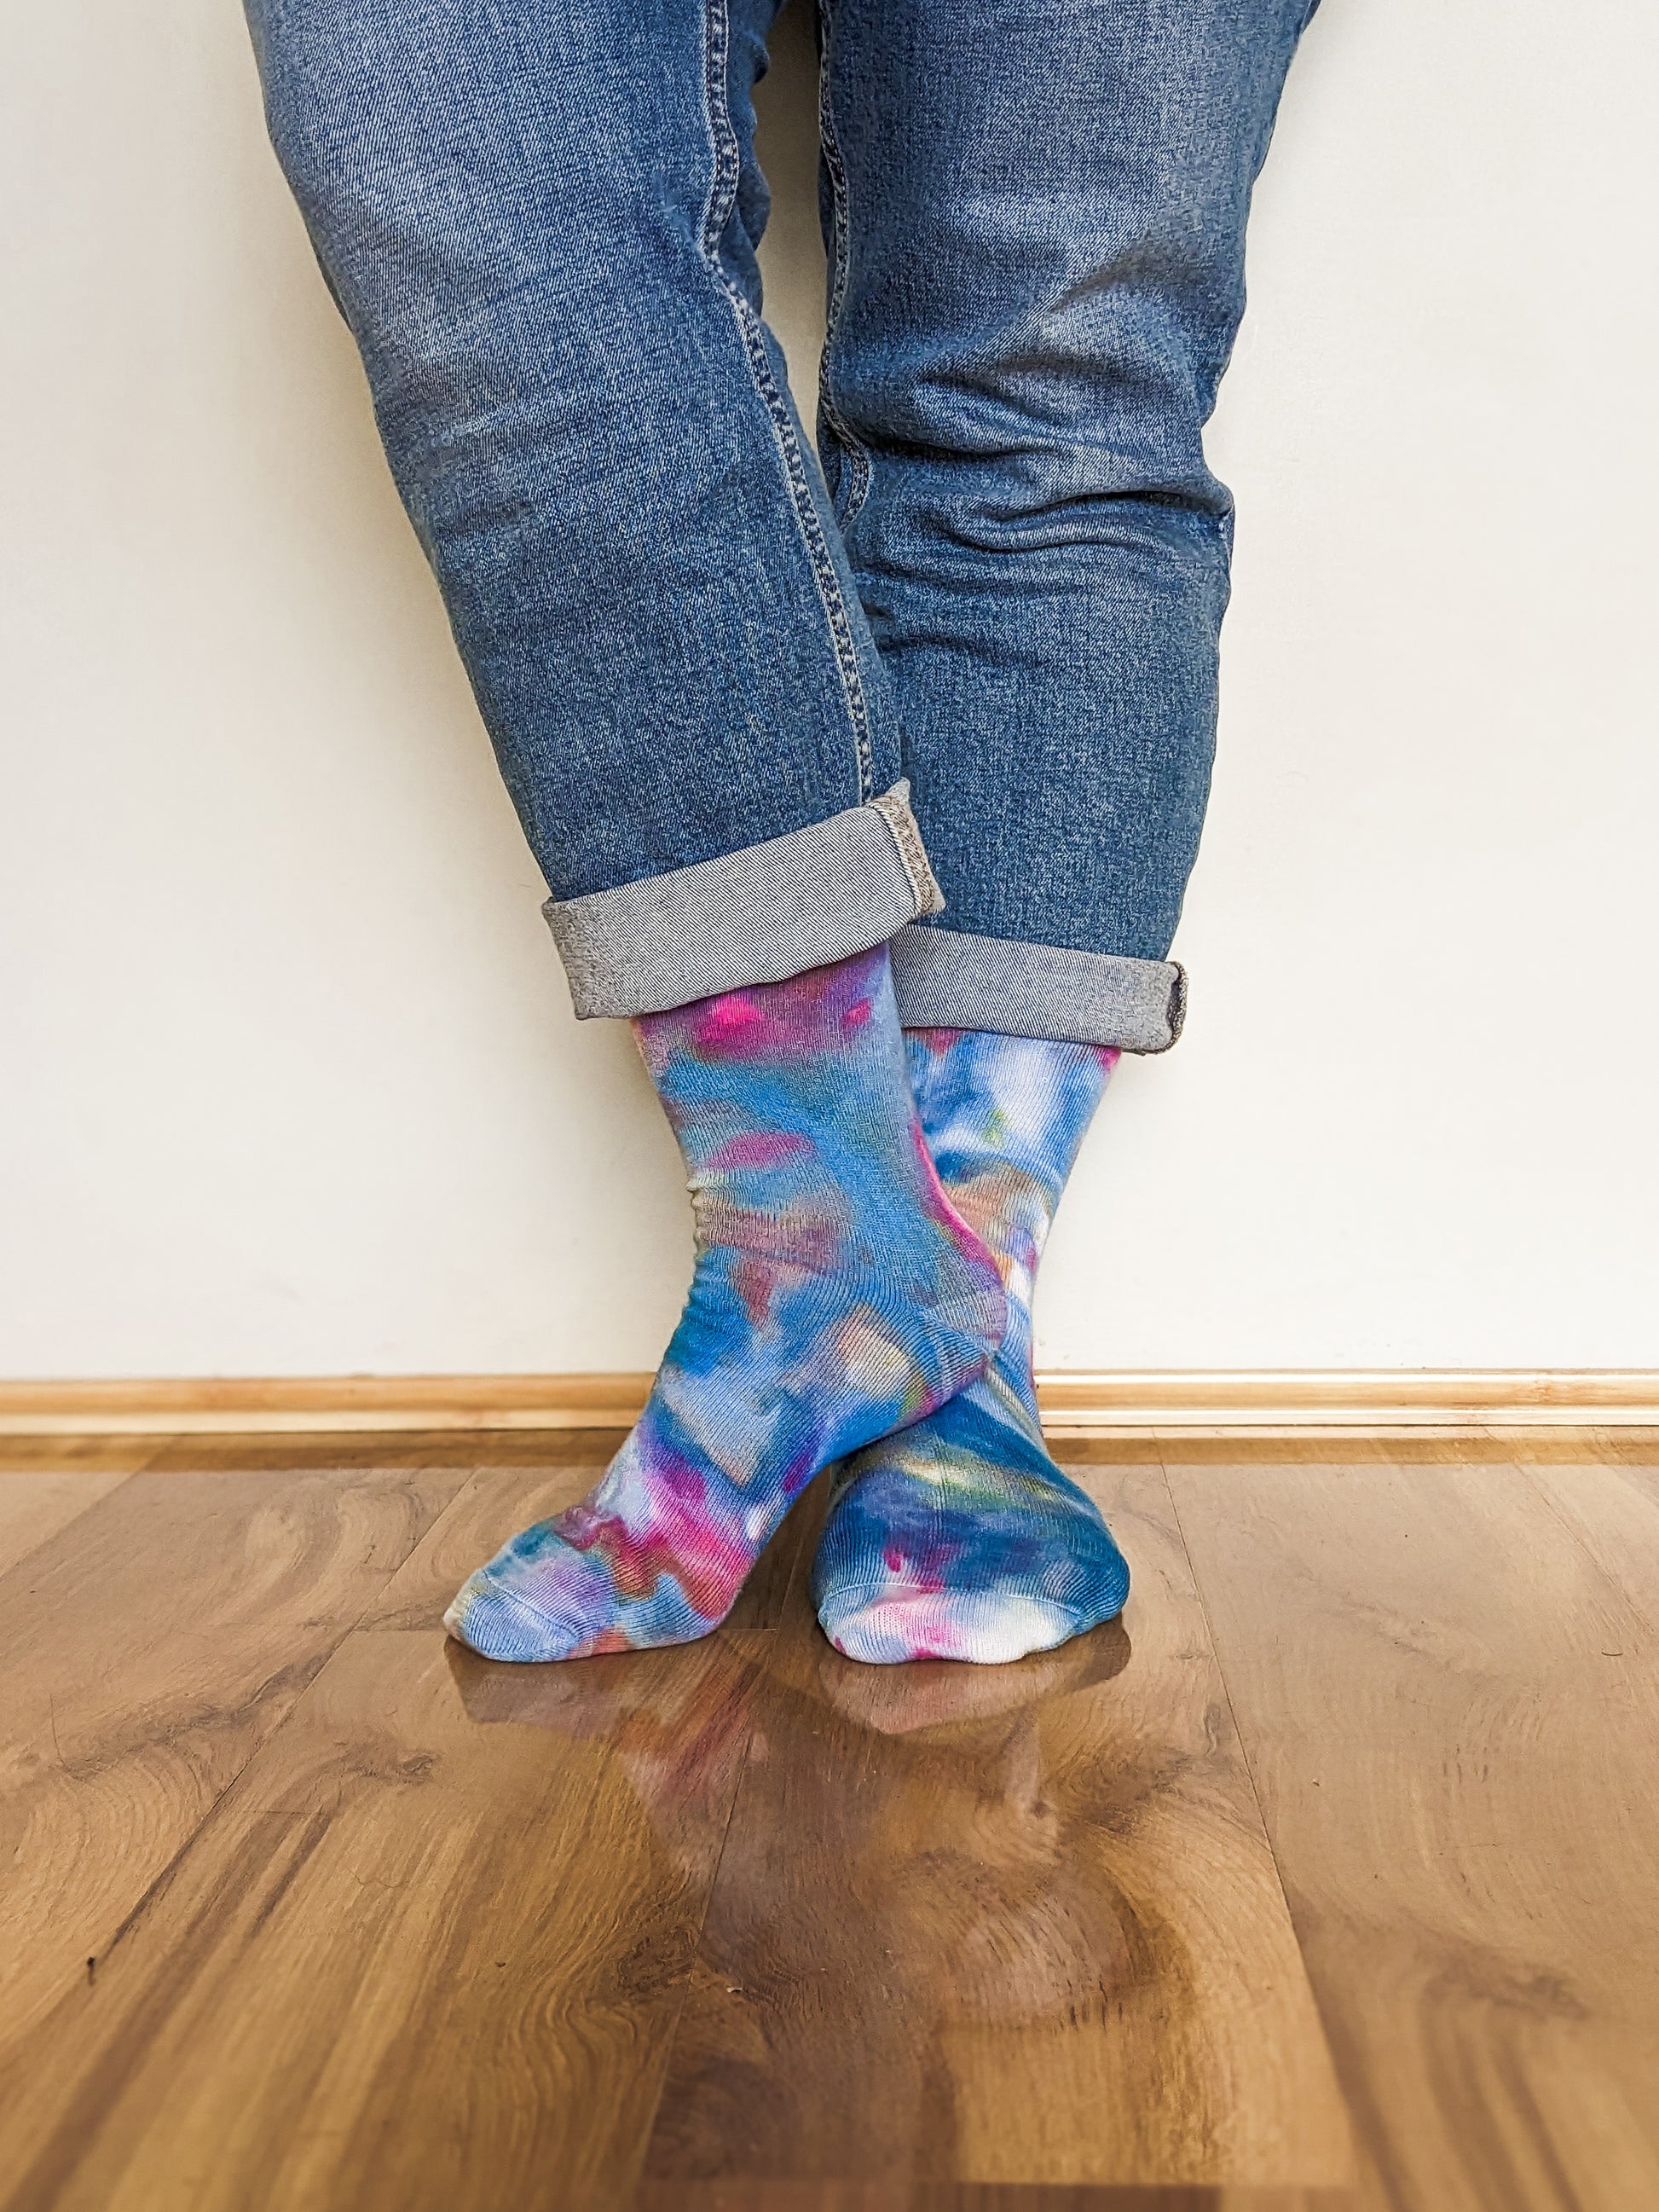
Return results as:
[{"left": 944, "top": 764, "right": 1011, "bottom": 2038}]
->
[
  {"left": 812, "top": 1029, "right": 1130, "bottom": 1665},
  {"left": 444, "top": 947, "right": 1006, "bottom": 1661}
]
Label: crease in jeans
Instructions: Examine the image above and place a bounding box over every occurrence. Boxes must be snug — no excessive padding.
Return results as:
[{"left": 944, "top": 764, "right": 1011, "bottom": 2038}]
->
[
  {"left": 815, "top": 0, "right": 873, "bottom": 530},
  {"left": 699, "top": 0, "right": 876, "bottom": 799}
]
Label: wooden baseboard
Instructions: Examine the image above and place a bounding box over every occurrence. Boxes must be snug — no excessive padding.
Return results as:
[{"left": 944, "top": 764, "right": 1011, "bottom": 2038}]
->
[{"left": 0, "top": 1371, "right": 1655, "bottom": 1437}]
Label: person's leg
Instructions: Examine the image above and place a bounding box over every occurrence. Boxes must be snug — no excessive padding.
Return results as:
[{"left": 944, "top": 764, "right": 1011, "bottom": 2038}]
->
[
  {"left": 242, "top": 0, "right": 1003, "bottom": 1658},
  {"left": 811, "top": 0, "right": 1317, "bottom": 1661},
  {"left": 818, "top": 0, "right": 1319, "bottom": 1032},
  {"left": 244, "top": 0, "right": 943, "bottom": 1012}
]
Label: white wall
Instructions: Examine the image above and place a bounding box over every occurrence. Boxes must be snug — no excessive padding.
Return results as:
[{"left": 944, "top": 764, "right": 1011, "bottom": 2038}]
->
[{"left": 3, "top": 0, "right": 1656, "bottom": 1381}]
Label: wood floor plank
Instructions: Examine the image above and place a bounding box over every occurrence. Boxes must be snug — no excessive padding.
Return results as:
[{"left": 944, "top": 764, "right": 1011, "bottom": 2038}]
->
[
  {"left": 352, "top": 1452, "right": 620, "bottom": 1632},
  {"left": 643, "top": 1465, "right": 1353, "bottom": 2194},
  {"left": 1164, "top": 1450, "right": 1659, "bottom": 2212},
  {"left": 0, "top": 1435, "right": 174, "bottom": 1589},
  {"left": 0, "top": 1453, "right": 159, "bottom": 1579},
  {"left": 0, "top": 1462, "right": 804, "bottom": 2212},
  {"left": 0, "top": 1454, "right": 463, "bottom": 2093},
  {"left": 1509, "top": 1452, "right": 1659, "bottom": 1638}
]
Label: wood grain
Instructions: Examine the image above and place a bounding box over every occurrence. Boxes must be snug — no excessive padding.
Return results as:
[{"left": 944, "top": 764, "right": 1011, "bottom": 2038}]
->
[
  {"left": 1501, "top": 1445, "right": 1659, "bottom": 1636},
  {"left": 0, "top": 1460, "right": 154, "bottom": 1584},
  {"left": 0, "top": 1433, "right": 170, "bottom": 1592},
  {"left": 0, "top": 1455, "right": 461, "bottom": 2094},
  {"left": 6, "top": 1432, "right": 1656, "bottom": 2209},
  {"left": 1165, "top": 1451, "right": 1659, "bottom": 2212},
  {"left": 643, "top": 1465, "right": 1352, "bottom": 2194},
  {"left": 0, "top": 1459, "right": 804, "bottom": 2212}
]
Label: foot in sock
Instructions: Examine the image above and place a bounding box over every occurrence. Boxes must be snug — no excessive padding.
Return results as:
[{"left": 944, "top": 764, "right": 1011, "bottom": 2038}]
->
[
  {"left": 444, "top": 947, "right": 1006, "bottom": 1661},
  {"left": 812, "top": 1028, "right": 1130, "bottom": 1665}
]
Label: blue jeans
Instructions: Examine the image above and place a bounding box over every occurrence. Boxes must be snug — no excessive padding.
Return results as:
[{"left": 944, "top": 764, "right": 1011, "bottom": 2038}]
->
[{"left": 246, "top": 0, "right": 1314, "bottom": 1046}]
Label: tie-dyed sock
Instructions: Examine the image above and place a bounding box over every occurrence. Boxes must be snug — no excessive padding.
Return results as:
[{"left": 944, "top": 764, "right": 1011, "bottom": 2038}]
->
[
  {"left": 445, "top": 947, "right": 1006, "bottom": 1662},
  {"left": 812, "top": 1028, "right": 1130, "bottom": 1665}
]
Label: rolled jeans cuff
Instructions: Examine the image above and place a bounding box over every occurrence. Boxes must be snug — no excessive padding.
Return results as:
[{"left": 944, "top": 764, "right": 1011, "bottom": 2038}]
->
[
  {"left": 543, "top": 782, "right": 944, "bottom": 1018},
  {"left": 889, "top": 924, "right": 1187, "bottom": 1053}
]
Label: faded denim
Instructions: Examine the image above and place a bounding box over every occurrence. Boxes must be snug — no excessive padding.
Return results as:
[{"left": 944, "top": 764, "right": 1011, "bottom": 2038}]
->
[
  {"left": 550, "top": 780, "right": 942, "bottom": 1017},
  {"left": 245, "top": 0, "right": 1314, "bottom": 1046}
]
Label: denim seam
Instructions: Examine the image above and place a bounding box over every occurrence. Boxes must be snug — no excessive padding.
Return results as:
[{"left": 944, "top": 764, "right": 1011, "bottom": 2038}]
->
[
  {"left": 815, "top": 1, "right": 873, "bottom": 530},
  {"left": 869, "top": 785, "right": 944, "bottom": 914},
  {"left": 699, "top": 0, "right": 875, "bottom": 799}
]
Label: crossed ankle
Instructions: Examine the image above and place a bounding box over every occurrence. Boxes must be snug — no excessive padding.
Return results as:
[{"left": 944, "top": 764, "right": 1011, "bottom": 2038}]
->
[{"left": 445, "top": 947, "right": 1005, "bottom": 1666}]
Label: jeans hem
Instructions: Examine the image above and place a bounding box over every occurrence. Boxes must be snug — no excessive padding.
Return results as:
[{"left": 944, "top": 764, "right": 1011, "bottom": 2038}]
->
[
  {"left": 889, "top": 924, "right": 1187, "bottom": 1053},
  {"left": 545, "top": 781, "right": 945, "bottom": 1018}
]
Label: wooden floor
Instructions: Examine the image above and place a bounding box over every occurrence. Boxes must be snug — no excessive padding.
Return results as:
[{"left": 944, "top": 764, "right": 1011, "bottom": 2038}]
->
[{"left": 2, "top": 1430, "right": 1656, "bottom": 2212}]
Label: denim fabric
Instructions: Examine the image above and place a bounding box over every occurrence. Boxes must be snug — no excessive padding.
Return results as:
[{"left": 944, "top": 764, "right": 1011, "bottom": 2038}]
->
[
  {"left": 820, "top": 0, "right": 1315, "bottom": 964},
  {"left": 549, "top": 780, "right": 941, "bottom": 1017},
  {"left": 246, "top": 0, "right": 1312, "bottom": 1016},
  {"left": 889, "top": 927, "right": 1186, "bottom": 1055}
]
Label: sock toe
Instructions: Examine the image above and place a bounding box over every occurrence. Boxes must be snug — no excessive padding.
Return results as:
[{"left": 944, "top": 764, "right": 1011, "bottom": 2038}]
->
[
  {"left": 812, "top": 1452, "right": 1131, "bottom": 1667},
  {"left": 444, "top": 1572, "right": 598, "bottom": 1663},
  {"left": 820, "top": 1583, "right": 1096, "bottom": 1666}
]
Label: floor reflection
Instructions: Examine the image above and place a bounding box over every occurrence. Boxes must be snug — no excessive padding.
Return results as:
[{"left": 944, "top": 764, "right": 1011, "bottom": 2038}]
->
[{"left": 452, "top": 1596, "right": 1140, "bottom": 2179}]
